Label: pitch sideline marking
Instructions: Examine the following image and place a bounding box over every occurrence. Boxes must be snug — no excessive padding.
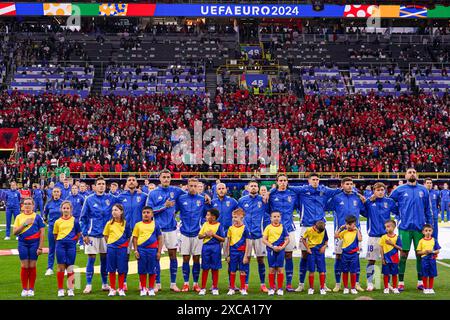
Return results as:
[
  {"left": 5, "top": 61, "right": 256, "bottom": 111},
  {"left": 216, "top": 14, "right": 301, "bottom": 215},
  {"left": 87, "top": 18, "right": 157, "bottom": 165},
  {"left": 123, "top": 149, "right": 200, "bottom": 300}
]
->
[{"left": 436, "top": 260, "right": 450, "bottom": 268}]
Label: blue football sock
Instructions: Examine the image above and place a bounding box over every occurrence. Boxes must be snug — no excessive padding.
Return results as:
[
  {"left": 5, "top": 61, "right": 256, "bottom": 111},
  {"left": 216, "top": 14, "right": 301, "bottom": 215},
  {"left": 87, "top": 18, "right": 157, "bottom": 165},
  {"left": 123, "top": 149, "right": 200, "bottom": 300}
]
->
[
  {"left": 356, "top": 272, "right": 360, "bottom": 283},
  {"left": 258, "top": 262, "right": 266, "bottom": 284},
  {"left": 100, "top": 255, "right": 107, "bottom": 285},
  {"left": 334, "top": 258, "right": 342, "bottom": 284},
  {"left": 299, "top": 257, "right": 307, "bottom": 284},
  {"left": 170, "top": 258, "right": 178, "bottom": 284},
  {"left": 86, "top": 256, "right": 96, "bottom": 285},
  {"left": 193, "top": 263, "right": 200, "bottom": 283},
  {"left": 246, "top": 267, "right": 250, "bottom": 284},
  {"left": 285, "top": 257, "right": 293, "bottom": 286},
  {"left": 182, "top": 262, "right": 190, "bottom": 283},
  {"left": 366, "top": 264, "right": 375, "bottom": 284},
  {"left": 155, "top": 260, "right": 161, "bottom": 283}
]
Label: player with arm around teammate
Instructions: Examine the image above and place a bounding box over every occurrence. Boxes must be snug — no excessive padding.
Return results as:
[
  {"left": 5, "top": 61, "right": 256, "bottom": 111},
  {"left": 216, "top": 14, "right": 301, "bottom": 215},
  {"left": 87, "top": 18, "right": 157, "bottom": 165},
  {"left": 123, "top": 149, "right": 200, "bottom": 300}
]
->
[
  {"left": 80, "top": 176, "right": 120, "bottom": 294},
  {"left": 287, "top": 173, "right": 341, "bottom": 293},
  {"left": 268, "top": 174, "right": 299, "bottom": 292},
  {"left": 238, "top": 180, "right": 270, "bottom": 293}
]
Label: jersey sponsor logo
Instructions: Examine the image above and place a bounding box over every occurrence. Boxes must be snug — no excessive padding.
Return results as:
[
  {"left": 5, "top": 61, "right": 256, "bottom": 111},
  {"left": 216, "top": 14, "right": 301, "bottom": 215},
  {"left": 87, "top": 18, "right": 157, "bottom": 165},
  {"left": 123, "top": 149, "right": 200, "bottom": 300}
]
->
[
  {"left": 372, "top": 203, "right": 376, "bottom": 206},
  {"left": 244, "top": 203, "right": 249, "bottom": 208},
  {"left": 122, "top": 198, "right": 128, "bottom": 202},
  {"left": 93, "top": 203, "right": 98, "bottom": 207},
  {"left": 158, "top": 195, "right": 163, "bottom": 200},
  {"left": 339, "top": 201, "right": 344, "bottom": 205},
  {"left": 274, "top": 197, "right": 279, "bottom": 201},
  {"left": 213, "top": 203, "right": 218, "bottom": 207},
  {"left": 183, "top": 201, "right": 188, "bottom": 205},
  {"left": 403, "top": 193, "right": 408, "bottom": 197}
]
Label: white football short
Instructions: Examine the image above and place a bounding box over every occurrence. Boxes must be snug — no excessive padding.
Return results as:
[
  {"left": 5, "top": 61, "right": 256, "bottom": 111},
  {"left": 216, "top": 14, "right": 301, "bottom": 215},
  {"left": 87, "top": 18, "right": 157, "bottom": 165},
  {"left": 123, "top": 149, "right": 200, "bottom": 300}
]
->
[
  {"left": 162, "top": 230, "right": 178, "bottom": 250},
  {"left": 84, "top": 236, "right": 107, "bottom": 255},
  {"left": 180, "top": 234, "right": 203, "bottom": 256},
  {"left": 366, "top": 236, "right": 382, "bottom": 261},
  {"left": 248, "top": 238, "right": 267, "bottom": 257},
  {"left": 298, "top": 227, "right": 308, "bottom": 251},
  {"left": 285, "top": 231, "right": 297, "bottom": 252}
]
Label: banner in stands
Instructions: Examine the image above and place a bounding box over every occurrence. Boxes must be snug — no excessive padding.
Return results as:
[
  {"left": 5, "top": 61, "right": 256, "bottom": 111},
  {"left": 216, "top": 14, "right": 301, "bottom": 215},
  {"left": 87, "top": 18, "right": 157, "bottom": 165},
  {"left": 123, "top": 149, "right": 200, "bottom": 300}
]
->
[
  {"left": 240, "top": 46, "right": 263, "bottom": 59},
  {"left": 0, "top": 3, "right": 448, "bottom": 18},
  {"left": 240, "top": 74, "right": 269, "bottom": 89},
  {"left": 0, "top": 128, "right": 19, "bottom": 151}
]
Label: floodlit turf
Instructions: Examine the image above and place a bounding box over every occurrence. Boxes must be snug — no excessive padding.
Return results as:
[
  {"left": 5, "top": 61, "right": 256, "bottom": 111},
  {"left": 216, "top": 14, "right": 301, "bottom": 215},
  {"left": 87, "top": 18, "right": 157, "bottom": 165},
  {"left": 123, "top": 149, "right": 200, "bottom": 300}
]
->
[{"left": 1, "top": 211, "right": 449, "bottom": 300}]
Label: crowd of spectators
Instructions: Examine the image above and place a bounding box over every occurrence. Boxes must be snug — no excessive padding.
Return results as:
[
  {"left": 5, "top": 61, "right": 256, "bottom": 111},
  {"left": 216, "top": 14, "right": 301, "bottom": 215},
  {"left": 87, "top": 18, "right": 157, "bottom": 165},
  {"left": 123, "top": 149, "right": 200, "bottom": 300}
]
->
[{"left": 0, "top": 88, "right": 448, "bottom": 185}]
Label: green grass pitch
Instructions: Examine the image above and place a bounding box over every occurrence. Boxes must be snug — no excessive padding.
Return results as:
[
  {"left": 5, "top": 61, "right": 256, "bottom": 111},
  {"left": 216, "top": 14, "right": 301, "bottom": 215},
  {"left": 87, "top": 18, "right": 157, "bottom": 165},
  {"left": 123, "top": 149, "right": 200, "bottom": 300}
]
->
[{"left": 0, "top": 211, "right": 449, "bottom": 300}]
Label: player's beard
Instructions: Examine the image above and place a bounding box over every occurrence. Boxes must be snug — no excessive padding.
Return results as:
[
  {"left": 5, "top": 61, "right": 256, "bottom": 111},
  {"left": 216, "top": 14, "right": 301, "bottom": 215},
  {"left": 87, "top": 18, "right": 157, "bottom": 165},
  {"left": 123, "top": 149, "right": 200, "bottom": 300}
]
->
[{"left": 407, "top": 177, "right": 416, "bottom": 183}]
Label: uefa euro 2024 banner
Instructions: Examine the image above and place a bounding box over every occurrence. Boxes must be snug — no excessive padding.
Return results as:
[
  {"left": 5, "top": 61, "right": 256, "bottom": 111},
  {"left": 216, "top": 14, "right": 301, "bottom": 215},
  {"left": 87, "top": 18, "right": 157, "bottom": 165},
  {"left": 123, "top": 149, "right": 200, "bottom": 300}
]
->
[{"left": 0, "top": 3, "right": 448, "bottom": 18}]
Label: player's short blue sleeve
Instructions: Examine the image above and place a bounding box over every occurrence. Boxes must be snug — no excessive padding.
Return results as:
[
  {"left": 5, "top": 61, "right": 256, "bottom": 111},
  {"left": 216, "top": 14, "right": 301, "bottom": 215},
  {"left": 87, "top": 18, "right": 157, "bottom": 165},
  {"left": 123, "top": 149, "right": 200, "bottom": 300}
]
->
[{"left": 323, "top": 229, "right": 329, "bottom": 243}]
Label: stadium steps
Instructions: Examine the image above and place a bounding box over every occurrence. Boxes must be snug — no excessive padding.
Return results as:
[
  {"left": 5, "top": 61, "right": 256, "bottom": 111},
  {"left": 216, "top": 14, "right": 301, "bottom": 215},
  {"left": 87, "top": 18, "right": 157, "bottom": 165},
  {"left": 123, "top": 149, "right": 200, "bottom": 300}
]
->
[
  {"left": 206, "top": 72, "right": 218, "bottom": 99},
  {"left": 341, "top": 70, "right": 355, "bottom": 94},
  {"left": 91, "top": 63, "right": 105, "bottom": 94}
]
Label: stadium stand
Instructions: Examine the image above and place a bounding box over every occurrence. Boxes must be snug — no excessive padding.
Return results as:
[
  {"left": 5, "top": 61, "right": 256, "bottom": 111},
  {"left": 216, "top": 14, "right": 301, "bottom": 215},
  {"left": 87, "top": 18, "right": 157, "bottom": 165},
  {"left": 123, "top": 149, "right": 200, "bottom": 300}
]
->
[
  {"left": 9, "top": 65, "right": 94, "bottom": 98},
  {"left": 102, "top": 64, "right": 206, "bottom": 96},
  {"left": 0, "top": 19, "right": 448, "bottom": 185}
]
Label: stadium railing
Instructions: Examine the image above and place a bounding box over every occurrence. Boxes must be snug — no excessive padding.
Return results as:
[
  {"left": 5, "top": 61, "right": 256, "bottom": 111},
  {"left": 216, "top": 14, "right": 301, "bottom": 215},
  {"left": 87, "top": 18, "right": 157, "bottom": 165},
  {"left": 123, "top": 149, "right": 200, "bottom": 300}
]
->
[{"left": 30, "top": 172, "right": 450, "bottom": 180}]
